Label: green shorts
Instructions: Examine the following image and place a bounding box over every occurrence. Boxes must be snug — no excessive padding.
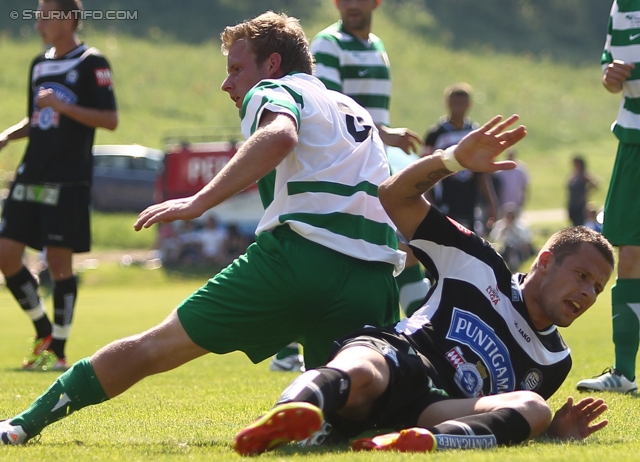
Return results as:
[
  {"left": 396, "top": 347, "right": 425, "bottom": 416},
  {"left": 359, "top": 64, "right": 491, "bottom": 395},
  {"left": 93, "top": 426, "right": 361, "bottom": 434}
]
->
[
  {"left": 177, "top": 225, "right": 399, "bottom": 368},
  {"left": 603, "top": 142, "right": 640, "bottom": 246}
]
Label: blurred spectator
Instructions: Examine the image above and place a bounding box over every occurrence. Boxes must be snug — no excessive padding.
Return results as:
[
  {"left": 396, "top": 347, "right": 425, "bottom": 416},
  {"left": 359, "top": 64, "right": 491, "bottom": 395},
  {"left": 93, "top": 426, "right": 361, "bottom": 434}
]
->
[
  {"left": 213, "top": 224, "right": 253, "bottom": 267},
  {"left": 157, "top": 223, "right": 182, "bottom": 266},
  {"left": 198, "top": 216, "right": 228, "bottom": 264},
  {"left": 423, "top": 82, "right": 498, "bottom": 235},
  {"left": 493, "top": 149, "right": 529, "bottom": 215},
  {"left": 156, "top": 219, "right": 252, "bottom": 268},
  {"left": 489, "top": 203, "right": 536, "bottom": 271},
  {"left": 567, "top": 155, "right": 598, "bottom": 226}
]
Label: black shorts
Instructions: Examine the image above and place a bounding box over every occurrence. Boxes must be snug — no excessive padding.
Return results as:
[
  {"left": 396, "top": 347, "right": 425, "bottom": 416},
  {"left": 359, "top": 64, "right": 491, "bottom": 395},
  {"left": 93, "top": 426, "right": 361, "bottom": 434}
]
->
[
  {"left": 326, "top": 327, "right": 450, "bottom": 438},
  {"left": 0, "top": 182, "right": 91, "bottom": 252}
]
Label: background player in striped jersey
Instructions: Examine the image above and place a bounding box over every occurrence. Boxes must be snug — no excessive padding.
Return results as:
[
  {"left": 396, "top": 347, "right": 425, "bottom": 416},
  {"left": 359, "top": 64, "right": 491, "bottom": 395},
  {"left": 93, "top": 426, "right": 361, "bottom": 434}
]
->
[
  {"left": 423, "top": 83, "right": 499, "bottom": 236},
  {"left": 233, "top": 115, "right": 615, "bottom": 455},
  {"left": 576, "top": 0, "right": 640, "bottom": 394},
  {"left": 0, "top": 0, "right": 118, "bottom": 371},
  {"left": 0, "top": 11, "right": 406, "bottom": 445}
]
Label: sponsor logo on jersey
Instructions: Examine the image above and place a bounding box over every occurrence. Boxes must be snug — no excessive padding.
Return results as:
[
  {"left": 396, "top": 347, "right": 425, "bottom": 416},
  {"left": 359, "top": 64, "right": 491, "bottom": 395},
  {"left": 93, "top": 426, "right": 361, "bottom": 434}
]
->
[
  {"left": 447, "top": 308, "right": 516, "bottom": 394},
  {"left": 65, "top": 70, "right": 79, "bottom": 84},
  {"left": 95, "top": 68, "right": 113, "bottom": 87},
  {"left": 485, "top": 285, "right": 500, "bottom": 306},
  {"left": 513, "top": 320, "right": 532, "bottom": 343},
  {"left": 521, "top": 369, "right": 542, "bottom": 391},
  {"left": 446, "top": 347, "right": 484, "bottom": 397},
  {"left": 31, "top": 83, "right": 78, "bottom": 130},
  {"left": 625, "top": 13, "right": 640, "bottom": 29}
]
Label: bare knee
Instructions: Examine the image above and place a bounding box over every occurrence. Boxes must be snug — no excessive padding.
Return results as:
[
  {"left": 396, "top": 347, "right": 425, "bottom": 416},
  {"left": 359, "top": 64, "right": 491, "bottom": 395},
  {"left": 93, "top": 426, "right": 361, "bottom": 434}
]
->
[
  {"left": 507, "top": 391, "right": 552, "bottom": 437},
  {"left": 327, "top": 347, "right": 389, "bottom": 413}
]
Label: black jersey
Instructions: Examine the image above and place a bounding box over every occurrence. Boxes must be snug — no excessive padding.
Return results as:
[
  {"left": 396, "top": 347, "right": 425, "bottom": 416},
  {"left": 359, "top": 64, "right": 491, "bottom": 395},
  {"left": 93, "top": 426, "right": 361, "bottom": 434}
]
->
[
  {"left": 395, "top": 207, "right": 571, "bottom": 400},
  {"left": 21, "top": 44, "right": 116, "bottom": 184},
  {"left": 424, "top": 117, "right": 477, "bottom": 151},
  {"left": 424, "top": 118, "right": 483, "bottom": 226}
]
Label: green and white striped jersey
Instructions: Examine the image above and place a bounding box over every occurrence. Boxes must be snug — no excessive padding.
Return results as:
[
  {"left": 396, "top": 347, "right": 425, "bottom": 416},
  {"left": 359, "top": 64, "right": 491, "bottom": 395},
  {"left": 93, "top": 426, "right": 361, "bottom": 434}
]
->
[
  {"left": 604, "top": 0, "right": 640, "bottom": 143},
  {"left": 311, "top": 21, "right": 391, "bottom": 126},
  {"left": 240, "top": 73, "right": 405, "bottom": 273}
]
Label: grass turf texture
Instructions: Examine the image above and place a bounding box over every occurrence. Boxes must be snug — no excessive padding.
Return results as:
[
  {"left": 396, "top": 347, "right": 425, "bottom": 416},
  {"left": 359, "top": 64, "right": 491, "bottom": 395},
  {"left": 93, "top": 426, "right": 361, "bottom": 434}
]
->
[{"left": 0, "top": 259, "right": 639, "bottom": 461}]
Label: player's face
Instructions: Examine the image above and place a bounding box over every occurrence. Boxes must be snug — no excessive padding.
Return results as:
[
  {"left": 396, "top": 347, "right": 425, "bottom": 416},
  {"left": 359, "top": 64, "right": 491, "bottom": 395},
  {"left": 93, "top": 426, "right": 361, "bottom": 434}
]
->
[
  {"left": 447, "top": 94, "right": 470, "bottom": 119},
  {"left": 335, "top": 0, "right": 380, "bottom": 34},
  {"left": 221, "top": 39, "right": 271, "bottom": 112},
  {"left": 35, "top": 1, "right": 74, "bottom": 45},
  {"left": 534, "top": 243, "right": 612, "bottom": 329}
]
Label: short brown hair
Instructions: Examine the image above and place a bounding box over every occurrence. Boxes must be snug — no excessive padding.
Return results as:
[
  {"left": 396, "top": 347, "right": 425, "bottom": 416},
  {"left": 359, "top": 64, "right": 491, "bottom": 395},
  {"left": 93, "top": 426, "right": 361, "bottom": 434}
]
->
[
  {"left": 445, "top": 82, "right": 473, "bottom": 100},
  {"left": 220, "top": 11, "right": 313, "bottom": 75},
  {"left": 42, "top": 0, "right": 83, "bottom": 30},
  {"left": 534, "top": 226, "right": 615, "bottom": 270}
]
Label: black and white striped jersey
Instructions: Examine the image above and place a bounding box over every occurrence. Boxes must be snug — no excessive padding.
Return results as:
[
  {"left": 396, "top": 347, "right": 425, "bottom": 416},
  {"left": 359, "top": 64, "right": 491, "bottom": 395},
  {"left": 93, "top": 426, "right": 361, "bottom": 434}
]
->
[{"left": 395, "top": 207, "right": 571, "bottom": 400}]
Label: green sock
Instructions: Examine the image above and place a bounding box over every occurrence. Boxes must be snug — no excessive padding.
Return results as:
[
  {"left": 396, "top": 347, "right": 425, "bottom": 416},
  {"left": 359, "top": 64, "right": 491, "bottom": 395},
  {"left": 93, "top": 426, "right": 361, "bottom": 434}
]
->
[
  {"left": 11, "top": 358, "right": 109, "bottom": 438},
  {"left": 396, "top": 264, "right": 431, "bottom": 317},
  {"left": 276, "top": 343, "right": 300, "bottom": 360},
  {"left": 612, "top": 279, "right": 640, "bottom": 380}
]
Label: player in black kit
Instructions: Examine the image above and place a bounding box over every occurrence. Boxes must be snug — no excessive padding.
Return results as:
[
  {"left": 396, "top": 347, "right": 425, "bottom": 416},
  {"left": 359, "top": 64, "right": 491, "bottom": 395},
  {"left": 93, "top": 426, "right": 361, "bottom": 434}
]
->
[
  {"left": 234, "top": 115, "right": 615, "bottom": 455},
  {"left": 0, "top": 0, "right": 117, "bottom": 371}
]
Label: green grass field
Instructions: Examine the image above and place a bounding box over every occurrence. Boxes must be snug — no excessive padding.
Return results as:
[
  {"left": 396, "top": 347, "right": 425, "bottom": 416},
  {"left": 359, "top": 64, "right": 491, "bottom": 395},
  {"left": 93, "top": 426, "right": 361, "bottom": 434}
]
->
[{"left": 0, "top": 261, "right": 639, "bottom": 461}]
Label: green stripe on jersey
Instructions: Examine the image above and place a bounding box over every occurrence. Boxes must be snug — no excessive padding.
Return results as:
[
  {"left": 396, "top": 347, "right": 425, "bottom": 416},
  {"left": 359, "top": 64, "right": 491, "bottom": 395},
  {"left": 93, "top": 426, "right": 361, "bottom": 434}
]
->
[
  {"left": 279, "top": 212, "right": 398, "bottom": 248},
  {"left": 314, "top": 52, "right": 340, "bottom": 70},
  {"left": 287, "top": 180, "right": 379, "bottom": 197}
]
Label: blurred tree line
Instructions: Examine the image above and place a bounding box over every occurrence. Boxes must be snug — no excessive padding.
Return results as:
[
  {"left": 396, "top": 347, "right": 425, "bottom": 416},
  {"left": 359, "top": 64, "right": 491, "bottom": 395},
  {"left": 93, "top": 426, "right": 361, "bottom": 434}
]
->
[{"left": 0, "top": 0, "right": 611, "bottom": 62}]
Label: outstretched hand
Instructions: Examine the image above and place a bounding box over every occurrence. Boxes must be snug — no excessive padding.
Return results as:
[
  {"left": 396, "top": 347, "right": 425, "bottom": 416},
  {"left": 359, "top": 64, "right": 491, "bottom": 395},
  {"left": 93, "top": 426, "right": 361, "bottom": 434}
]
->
[
  {"left": 453, "top": 115, "right": 527, "bottom": 173},
  {"left": 544, "top": 396, "right": 608, "bottom": 440},
  {"left": 133, "top": 196, "right": 206, "bottom": 231}
]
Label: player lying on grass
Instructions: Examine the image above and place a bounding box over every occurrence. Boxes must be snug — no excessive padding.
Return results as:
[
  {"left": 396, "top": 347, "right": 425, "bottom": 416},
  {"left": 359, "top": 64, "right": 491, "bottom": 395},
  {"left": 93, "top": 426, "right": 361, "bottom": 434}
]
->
[{"left": 233, "top": 115, "right": 615, "bottom": 455}]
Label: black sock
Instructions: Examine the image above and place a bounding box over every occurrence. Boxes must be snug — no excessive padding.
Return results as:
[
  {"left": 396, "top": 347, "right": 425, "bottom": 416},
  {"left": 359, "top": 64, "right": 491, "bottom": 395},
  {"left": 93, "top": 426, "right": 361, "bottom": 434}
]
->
[
  {"left": 50, "top": 276, "right": 77, "bottom": 359},
  {"left": 5, "top": 266, "right": 51, "bottom": 338},
  {"left": 276, "top": 367, "right": 351, "bottom": 414},
  {"left": 430, "top": 408, "right": 531, "bottom": 449}
]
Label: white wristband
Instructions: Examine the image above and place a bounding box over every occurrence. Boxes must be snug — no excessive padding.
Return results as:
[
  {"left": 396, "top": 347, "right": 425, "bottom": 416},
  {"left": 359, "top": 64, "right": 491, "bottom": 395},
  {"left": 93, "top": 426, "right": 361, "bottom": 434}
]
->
[{"left": 440, "top": 146, "right": 465, "bottom": 172}]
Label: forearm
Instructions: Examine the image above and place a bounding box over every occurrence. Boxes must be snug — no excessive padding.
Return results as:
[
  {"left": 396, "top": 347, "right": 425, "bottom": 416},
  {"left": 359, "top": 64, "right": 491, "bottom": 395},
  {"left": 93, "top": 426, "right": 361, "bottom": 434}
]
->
[
  {"left": 1, "top": 118, "right": 30, "bottom": 141},
  {"left": 191, "top": 113, "right": 296, "bottom": 212},
  {"left": 58, "top": 104, "right": 118, "bottom": 130},
  {"left": 379, "top": 151, "right": 452, "bottom": 239}
]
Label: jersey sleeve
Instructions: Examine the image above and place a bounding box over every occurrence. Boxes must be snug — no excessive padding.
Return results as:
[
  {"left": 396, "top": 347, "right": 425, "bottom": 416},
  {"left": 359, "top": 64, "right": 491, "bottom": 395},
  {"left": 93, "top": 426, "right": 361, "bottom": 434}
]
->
[
  {"left": 311, "top": 36, "right": 343, "bottom": 92},
  {"left": 240, "top": 80, "right": 301, "bottom": 138},
  {"left": 408, "top": 206, "right": 508, "bottom": 285},
  {"left": 84, "top": 54, "right": 117, "bottom": 111}
]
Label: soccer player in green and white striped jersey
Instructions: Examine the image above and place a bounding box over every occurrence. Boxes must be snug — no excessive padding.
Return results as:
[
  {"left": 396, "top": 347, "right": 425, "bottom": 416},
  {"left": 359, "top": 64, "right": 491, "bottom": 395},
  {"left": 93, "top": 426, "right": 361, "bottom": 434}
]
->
[
  {"left": 577, "top": 0, "right": 640, "bottom": 394},
  {"left": 311, "top": 0, "right": 422, "bottom": 154}
]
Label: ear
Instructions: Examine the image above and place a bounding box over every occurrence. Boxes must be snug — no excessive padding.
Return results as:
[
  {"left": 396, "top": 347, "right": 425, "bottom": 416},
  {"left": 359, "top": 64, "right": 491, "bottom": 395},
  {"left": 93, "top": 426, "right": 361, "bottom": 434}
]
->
[
  {"left": 537, "top": 250, "right": 554, "bottom": 272},
  {"left": 266, "top": 52, "right": 283, "bottom": 77}
]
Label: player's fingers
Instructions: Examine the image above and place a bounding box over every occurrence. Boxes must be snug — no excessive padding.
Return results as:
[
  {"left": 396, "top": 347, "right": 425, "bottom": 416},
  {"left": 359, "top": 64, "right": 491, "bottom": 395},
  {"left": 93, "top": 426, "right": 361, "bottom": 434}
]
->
[
  {"left": 587, "top": 419, "right": 608, "bottom": 436},
  {"left": 487, "top": 114, "right": 520, "bottom": 135},
  {"left": 478, "top": 115, "right": 504, "bottom": 133}
]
